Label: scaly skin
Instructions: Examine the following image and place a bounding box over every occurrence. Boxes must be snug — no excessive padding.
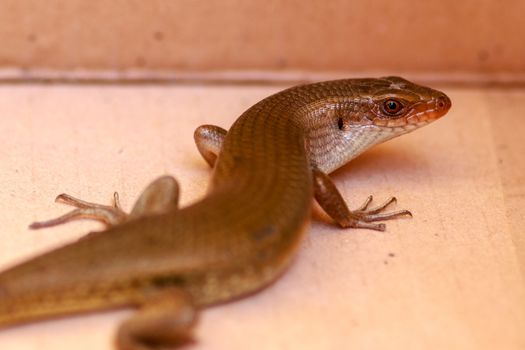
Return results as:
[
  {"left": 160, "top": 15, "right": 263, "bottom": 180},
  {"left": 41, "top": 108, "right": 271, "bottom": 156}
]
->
[{"left": 0, "top": 77, "right": 451, "bottom": 349}]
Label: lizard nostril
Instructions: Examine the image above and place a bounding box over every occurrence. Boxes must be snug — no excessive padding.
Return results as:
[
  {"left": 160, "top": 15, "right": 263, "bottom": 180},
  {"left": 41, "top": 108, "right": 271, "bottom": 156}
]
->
[{"left": 436, "top": 95, "right": 451, "bottom": 111}]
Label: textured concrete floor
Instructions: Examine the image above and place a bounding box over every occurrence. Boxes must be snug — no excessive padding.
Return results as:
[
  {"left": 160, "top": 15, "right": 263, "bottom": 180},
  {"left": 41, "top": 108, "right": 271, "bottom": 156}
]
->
[{"left": 0, "top": 84, "right": 523, "bottom": 350}]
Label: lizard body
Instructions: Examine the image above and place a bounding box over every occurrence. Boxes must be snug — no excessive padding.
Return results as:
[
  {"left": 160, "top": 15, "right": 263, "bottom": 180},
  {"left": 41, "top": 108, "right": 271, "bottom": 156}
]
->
[{"left": 0, "top": 77, "right": 450, "bottom": 349}]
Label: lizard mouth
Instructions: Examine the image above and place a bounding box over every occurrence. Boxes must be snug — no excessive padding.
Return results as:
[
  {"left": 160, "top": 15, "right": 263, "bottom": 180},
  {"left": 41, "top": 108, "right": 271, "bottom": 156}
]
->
[{"left": 406, "top": 93, "right": 451, "bottom": 125}]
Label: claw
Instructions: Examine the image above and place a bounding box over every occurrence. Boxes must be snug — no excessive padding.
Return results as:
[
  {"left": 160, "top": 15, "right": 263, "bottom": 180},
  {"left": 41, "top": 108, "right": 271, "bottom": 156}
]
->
[
  {"left": 113, "top": 192, "right": 122, "bottom": 209},
  {"left": 365, "top": 196, "right": 397, "bottom": 214},
  {"left": 55, "top": 193, "right": 118, "bottom": 210},
  {"left": 350, "top": 221, "right": 386, "bottom": 231},
  {"left": 355, "top": 195, "right": 373, "bottom": 211},
  {"left": 357, "top": 209, "right": 412, "bottom": 222}
]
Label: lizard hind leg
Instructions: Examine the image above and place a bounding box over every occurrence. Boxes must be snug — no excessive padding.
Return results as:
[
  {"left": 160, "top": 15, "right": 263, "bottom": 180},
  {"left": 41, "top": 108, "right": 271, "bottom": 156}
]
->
[
  {"left": 129, "top": 175, "right": 179, "bottom": 219},
  {"left": 116, "top": 288, "right": 198, "bottom": 350},
  {"left": 29, "top": 175, "right": 180, "bottom": 230}
]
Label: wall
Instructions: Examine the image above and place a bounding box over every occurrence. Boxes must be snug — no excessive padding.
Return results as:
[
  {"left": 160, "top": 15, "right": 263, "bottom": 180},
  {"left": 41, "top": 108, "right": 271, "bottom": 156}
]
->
[{"left": 0, "top": 0, "right": 523, "bottom": 83}]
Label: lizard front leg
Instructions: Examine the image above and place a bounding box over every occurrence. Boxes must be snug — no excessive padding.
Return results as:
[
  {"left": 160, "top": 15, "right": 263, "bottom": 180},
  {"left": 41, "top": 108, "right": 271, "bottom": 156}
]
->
[
  {"left": 29, "top": 176, "right": 179, "bottom": 230},
  {"left": 194, "top": 124, "right": 227, "bottom": 167},
  {"left": 312, "top": 168, "right": 412, "bottom": 231}
]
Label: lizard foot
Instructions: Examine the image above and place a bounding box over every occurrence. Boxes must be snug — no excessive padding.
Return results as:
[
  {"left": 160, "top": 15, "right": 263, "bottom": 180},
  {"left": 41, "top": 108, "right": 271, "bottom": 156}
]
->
[
  {"left": 29, "top": 176, "right": 180, "bottom": 230},
  {"left": 346, "top": 195, "right": 412, "bottom": 231},
  {"left": 29, "top": 192, "right": 127, "bottom": 229}
]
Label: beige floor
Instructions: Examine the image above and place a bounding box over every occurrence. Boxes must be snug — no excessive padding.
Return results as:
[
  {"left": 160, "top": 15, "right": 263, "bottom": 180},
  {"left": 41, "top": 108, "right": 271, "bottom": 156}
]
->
[{"left": 0, "top": 83, "right": 523, "bottom": 350}]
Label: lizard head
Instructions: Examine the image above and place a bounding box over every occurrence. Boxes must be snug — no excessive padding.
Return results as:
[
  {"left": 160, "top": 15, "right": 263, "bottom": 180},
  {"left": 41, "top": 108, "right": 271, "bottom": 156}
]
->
[
  {"left": 367, "top": 76, "right": 451, "bottom": 128},
  {"left": 338, "top": 76, "right": 451, "bottom": 132}
]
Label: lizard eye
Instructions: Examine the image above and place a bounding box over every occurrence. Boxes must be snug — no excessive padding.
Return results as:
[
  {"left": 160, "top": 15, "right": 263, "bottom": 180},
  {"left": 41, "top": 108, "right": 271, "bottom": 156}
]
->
[{"left": 382, "top": 99, "right": 404, "bottom": 116}]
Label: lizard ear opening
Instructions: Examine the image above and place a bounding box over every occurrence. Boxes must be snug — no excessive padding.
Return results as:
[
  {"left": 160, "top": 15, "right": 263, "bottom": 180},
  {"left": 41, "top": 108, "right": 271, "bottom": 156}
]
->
[{"left": 337, "top": 117, "right": 344, "bottom": 130}]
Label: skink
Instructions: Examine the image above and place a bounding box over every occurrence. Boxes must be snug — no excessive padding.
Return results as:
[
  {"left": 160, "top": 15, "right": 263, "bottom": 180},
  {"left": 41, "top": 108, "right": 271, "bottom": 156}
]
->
[{"left": 0, "top": 77, "right": 451, "bottom": 349}]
